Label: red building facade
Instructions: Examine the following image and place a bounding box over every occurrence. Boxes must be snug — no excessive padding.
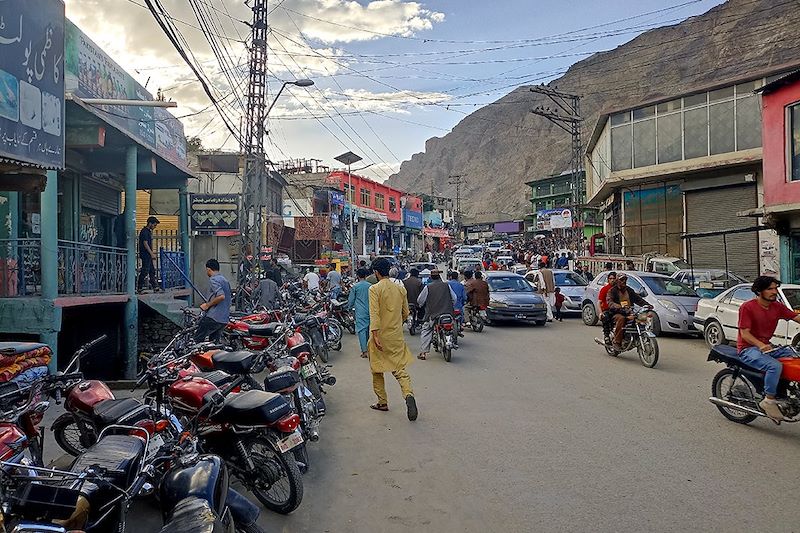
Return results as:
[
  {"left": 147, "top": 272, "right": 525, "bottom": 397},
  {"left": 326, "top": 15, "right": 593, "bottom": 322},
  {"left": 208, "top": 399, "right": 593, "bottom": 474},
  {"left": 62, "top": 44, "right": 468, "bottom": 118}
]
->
[{"left": 326, "top": 170, "right": 403, "bottom": 223}]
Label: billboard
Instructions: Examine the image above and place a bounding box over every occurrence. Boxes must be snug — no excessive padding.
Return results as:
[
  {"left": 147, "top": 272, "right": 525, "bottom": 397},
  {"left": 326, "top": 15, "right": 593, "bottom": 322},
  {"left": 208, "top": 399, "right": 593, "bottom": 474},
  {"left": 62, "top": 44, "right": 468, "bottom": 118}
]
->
[
  {"left": 0, "top": 0, "right": 65, "bottom": 168},
  {"left": 64, "top": 20, "right": 187, "bottom": 170},
  {"left": 402, "top": 208, "right": 423, "bottom": 229},
  {"left": 190, "top": 194, "right": 239, "bottom": 232},
  {"left": 536, "top": 209, "right": 573, "bottom": 231}
]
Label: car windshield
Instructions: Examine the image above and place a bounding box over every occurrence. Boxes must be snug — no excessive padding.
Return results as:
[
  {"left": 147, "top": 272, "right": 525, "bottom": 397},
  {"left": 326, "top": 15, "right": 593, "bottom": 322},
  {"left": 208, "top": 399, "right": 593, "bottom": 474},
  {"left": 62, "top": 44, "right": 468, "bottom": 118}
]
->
[
  {"left": 783, "top": 288, "right": 800, "bottom": 311},
  {"left": 555, "top": 272, "right": 587, "bottom": 286},
  {"left": 487, "top": 276, "right": 533, "bottom": 292},
  {"left": 641, "top": 276, "right": 697, "bottom": 297}
]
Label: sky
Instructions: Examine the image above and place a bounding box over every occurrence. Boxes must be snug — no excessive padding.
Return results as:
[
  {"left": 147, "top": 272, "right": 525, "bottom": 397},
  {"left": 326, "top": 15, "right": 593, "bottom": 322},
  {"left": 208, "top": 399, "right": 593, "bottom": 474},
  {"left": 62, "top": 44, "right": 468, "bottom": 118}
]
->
[{"left": 63, "top": 0, "right": 727, "bottom": 182}]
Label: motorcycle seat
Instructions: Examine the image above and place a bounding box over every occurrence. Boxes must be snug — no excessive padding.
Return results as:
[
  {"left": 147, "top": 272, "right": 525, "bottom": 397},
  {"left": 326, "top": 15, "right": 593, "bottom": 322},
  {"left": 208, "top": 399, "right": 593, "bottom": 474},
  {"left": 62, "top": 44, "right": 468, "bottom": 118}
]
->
[
  {"left": 160, "top": 497, "right": 221, "bottom": 533},
  {"left": 70, "top": 435, "right": 145, "bottom": 497},
  {"left": 330, "top": 300, "right": 347, "bottom": 308},
  {"left": 92, "top": 397, "right": 148, "bottom": 427},
  {"left": 211, "top": 350, "right": 256, "bottom": 375},
  {"left": 707, "top": 344, "right": 767, "bottom": 373},
  {"left": 247, "top": 322, "right": 284, "bottom": 337},
  {"left": 289, "top": 341, "right": 312, "bottom": 358},
  {"left": 213, "top": 389, "right": 292, "bottom": 426}
]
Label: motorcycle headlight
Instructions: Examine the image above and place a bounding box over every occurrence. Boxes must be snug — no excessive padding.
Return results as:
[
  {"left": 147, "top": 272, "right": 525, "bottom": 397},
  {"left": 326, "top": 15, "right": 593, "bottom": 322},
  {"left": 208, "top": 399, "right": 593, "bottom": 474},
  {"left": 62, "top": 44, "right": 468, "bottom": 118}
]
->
[
  {"left": 489, "top": 300, "right": 507, "bottom": 308},
  {"left": 658, "top": 299, "right": 680, "bottom": 314}
]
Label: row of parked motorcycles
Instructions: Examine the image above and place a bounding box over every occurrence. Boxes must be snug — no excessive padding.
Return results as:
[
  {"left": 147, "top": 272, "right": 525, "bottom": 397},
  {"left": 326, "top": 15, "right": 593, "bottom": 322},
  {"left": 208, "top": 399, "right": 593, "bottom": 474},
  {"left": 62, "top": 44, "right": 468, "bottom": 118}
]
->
[{"left": 0, "top": 284, "right": 342, "bottom": 532}]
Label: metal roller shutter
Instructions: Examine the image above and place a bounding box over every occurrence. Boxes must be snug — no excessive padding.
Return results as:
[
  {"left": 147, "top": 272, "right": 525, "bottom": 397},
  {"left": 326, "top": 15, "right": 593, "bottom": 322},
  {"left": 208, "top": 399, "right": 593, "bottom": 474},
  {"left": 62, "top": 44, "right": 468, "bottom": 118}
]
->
[
  {"left": 684, "top": 185, "right": 758, "bottom": 279},
  {"left": 81, "top": 178, "right": 121, "bottom": 215}
]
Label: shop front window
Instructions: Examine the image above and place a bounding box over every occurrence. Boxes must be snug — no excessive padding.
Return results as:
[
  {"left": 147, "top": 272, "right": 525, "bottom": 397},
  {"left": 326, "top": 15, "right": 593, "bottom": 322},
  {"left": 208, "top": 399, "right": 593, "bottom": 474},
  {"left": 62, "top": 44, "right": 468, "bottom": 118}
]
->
[{"left": 791, "top": 103, "right": 800, "bottom": 182}]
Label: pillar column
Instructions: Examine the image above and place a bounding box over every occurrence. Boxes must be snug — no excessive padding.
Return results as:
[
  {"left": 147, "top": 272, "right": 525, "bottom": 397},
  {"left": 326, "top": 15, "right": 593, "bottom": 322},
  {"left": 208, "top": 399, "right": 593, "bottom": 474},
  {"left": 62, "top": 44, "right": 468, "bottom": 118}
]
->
[
  {"left": 179, "top": 185, "right": 190, "bottom": 282},
  {"left": 40, "top": 171, "right": 59, "bottom": 370},
  {"left": 124, "top": 146, "right": 138, "bottom": 379}
]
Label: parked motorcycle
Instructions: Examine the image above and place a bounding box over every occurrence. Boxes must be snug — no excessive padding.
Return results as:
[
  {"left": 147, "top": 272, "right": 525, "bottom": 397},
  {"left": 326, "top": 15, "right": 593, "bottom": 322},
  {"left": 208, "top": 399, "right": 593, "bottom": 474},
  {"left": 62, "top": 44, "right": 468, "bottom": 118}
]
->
[
  {"left": 327, "top": 297, "right": 356, "bottom": 335},
  {"left": 594, "top": 308, "right": 659, "bottom": 368},
  {"left": 430, "top": 313, "right": 457, "bottom": 362},
  {"left": 708, "top": 344, "right": 800, "bottom": 425}
]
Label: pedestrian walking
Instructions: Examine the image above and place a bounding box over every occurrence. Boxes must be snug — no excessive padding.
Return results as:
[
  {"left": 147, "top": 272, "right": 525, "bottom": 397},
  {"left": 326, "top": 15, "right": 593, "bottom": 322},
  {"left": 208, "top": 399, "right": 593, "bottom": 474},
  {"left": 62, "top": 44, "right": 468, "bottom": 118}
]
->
[
  {"left": 258, "top": 275, "right": 281, "bottom": 310},
  {"left": 137, "top": 216, "right": 159, "bottom": 292},
  {"left": 348, "top": 268, "right": 371, "bottom": 358},
  {"left": 536, "top": 261, "right": 556, "bottom": 322},
  {"left": 554, "top": 287, "right": 565, "bottom": 322},
  {"left": 367, "top": 258, "right": 418, "bottom": 421},
  {"left": 194, "top": 259, "right": 232, "bottom": 343}
]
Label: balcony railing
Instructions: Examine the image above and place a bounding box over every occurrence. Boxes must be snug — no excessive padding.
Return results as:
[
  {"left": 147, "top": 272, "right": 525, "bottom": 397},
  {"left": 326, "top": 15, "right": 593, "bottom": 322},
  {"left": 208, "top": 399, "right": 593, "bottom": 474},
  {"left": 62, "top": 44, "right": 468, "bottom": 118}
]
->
[{"left": 0, "top": 239, "right": 127, "bottom": 297}]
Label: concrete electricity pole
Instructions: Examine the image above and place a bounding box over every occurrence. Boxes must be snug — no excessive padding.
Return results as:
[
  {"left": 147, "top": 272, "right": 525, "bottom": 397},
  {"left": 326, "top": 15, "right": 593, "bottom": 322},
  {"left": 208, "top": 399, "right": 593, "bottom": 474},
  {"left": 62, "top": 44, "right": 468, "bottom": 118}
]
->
[{"left": 448, "top": 174, "right": 466, "bottom": 238}]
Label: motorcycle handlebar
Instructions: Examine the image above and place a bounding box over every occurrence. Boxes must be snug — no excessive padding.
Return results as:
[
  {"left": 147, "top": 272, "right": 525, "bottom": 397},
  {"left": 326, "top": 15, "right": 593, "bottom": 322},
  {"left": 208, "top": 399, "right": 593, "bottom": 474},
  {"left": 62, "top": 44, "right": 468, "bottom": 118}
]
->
[{"left": 82, "top": 334, "right": 108, "bottom": 352}]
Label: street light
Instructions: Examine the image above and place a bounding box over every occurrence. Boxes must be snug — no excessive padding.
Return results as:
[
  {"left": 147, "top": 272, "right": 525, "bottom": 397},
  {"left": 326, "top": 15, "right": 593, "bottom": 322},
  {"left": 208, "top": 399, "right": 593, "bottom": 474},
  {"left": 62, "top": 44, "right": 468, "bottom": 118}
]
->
[
  {"left": 335, "top": 151, "right": 363, "bottom": 269},
  {"left": 265, "top": 79, "right": 315, "bottom": 119}
]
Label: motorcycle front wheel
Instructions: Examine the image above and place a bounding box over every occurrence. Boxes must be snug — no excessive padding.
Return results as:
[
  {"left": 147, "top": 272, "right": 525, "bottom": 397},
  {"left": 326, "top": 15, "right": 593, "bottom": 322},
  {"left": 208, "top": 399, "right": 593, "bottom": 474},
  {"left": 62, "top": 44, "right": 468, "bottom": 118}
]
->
[
  {"left": 637, "top": 336, "right": 659, "bottom": 368},
  {"left": 242, "top": 438, "right": 304, "bottom": 514},
  {"left": 52, "top": 413, "right": 93, "bottom": 456},
  {"left": 711, "top": 368, "right": 758, "bottom": 424}
]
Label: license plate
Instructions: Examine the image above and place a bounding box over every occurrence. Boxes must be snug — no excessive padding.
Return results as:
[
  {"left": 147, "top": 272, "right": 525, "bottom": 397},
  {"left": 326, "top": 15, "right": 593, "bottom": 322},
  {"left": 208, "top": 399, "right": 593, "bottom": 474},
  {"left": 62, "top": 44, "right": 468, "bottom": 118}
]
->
[
  {"left": 301, "top": 364, "right": 317, "bottom": 379},
  {"left": 146, "top": 434, "right": 165, "bottom": 460},
  {"left": 515, "top": 314, "right": 527, "bottom": 319},
  {"left": 276, "top": 430, "right": 304, "bottom": 453}
]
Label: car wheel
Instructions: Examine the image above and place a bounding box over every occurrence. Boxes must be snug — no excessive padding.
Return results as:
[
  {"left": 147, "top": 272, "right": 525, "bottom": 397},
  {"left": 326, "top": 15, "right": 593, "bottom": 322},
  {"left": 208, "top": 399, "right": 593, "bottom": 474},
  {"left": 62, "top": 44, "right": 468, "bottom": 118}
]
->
[
  {"left": 704, "top": 320, "right": 725, "bottom": 348},
  {"left": 534, "top": 320, "right": 546, "bottom": 326},
  {"left": 582, "top": 302, "right": 597, "bottom": 326}
]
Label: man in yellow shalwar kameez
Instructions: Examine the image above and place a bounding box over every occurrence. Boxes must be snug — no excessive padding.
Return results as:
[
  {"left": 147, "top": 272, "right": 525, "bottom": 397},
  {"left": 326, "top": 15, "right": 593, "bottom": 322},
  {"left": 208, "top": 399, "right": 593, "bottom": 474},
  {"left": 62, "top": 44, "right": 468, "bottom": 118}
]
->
[{"left": 367, "top": 258, "right": 418, "bottom": 421}]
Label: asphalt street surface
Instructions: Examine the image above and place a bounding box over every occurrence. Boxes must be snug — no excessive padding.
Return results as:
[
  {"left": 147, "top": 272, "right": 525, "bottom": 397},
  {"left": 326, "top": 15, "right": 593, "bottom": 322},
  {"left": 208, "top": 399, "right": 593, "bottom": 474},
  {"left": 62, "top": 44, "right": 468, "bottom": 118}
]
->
[{"left": 44, "top": 317, "right": 800, "bottom": 532}]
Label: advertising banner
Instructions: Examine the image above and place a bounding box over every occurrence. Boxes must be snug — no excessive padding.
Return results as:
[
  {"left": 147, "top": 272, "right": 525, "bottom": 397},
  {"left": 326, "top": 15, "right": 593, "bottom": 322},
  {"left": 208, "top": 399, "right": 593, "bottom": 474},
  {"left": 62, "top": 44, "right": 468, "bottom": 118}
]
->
[
  {"left": 190, "top": 194, "right": 240, "bottom": 232},
  {"left": 536, "top": 209, "right": 572, "bottom": 231},
  {"left": 64, "top": 20, "right": 187, "bottom": 170},
  {"left": 329, "top": 190, "right": 344, "bottom": 206},
  {"left": 0, "top": 0, "right": 65, "bottom": 168},
  {"left": 402, "top": 208, "right": 423, "bottom": 229},
  {"left": 494, "top": 221, "right": 521, "bottom": 234}
]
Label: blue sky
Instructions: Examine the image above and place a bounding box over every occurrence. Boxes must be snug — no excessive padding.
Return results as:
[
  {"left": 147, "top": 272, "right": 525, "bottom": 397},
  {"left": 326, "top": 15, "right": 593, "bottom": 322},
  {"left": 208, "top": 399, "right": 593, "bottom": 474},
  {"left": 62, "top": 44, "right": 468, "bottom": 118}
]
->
[{"left": 65, "top": 0, "right": 726, "bottom": 181}]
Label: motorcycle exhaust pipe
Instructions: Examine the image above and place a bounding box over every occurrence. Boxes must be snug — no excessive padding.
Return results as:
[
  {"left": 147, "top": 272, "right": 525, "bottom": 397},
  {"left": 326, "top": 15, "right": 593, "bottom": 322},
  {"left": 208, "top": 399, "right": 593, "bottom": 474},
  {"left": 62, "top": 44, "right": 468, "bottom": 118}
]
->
[{"left": 708, "top": 396, "right": 766, "bottom": 418}]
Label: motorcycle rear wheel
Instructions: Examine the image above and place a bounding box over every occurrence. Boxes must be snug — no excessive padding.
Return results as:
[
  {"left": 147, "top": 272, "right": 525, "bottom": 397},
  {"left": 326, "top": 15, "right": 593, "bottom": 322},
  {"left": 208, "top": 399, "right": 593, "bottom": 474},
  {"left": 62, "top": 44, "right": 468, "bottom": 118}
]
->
[
  {"left": 52, "top": 413, "right": 93, "bottom": 456},
  {"left": 637, "top": 336, "right": 659, "bottom": 368},
  {"left": 243, "top": 439, "right": 304, "bottom": 514},
  {"left": 712, "top": 369, "right": 758, "bottom": 424},
  {"left": 318, "top": 345, "right": 329, "bottom": 363}
]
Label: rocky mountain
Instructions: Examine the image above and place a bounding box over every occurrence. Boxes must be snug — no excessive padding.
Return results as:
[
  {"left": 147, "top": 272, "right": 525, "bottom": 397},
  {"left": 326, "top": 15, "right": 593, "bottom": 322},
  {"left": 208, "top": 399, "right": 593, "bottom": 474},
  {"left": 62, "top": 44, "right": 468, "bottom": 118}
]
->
[{"left": 387, "top": 0, "right": 800, "bottom": 222}]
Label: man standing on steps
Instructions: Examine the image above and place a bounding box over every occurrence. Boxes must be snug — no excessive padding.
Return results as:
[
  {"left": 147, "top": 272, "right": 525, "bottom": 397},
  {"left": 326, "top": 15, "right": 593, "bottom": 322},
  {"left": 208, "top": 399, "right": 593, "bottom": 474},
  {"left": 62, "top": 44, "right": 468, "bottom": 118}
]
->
[
  {"left": 194, "top": 259, "right": 232, "bottom": 343},
  {"left": 367, "top": 258, "right": 418, "bottom": 421},
  {"left": 137, "top": 216, "right": 160, "bottom": 292}
]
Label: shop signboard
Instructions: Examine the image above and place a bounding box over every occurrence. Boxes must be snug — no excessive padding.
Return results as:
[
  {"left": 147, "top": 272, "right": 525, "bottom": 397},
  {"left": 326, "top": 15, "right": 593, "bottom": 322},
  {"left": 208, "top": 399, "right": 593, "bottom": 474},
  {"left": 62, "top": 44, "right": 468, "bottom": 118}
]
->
[
  {"left": 494, "top": 221, "right": 521, "bottom": 234},
  {"left": 402, "top": 208, "right": 423, "bottom": 229},
  {"left": 0, "top": 0, "right": 66, "bottom": 168},
  {"left": 329, "top": 190, "right": 344, "bottom": 206},
  {"left": 190, "top": 193, "right": 239, "bottom": 232},
  {"left": 64, "top": 20, "right": 187, "bottom": 170}
]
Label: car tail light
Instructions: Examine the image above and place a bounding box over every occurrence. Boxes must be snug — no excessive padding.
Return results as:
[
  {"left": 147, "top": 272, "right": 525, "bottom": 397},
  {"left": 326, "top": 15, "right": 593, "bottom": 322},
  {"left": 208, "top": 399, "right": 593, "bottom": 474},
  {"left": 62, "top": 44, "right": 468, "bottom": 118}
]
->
[{"left": 275, "top": 413, "right": 300, "bottom": 433}]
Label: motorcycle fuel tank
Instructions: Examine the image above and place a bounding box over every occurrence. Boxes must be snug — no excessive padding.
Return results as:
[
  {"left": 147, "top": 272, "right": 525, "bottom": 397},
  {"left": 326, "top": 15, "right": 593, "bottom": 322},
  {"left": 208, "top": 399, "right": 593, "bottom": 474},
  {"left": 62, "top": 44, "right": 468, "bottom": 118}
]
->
[
  {"left": 0, "top": 422, "right": 26, "bottom": 461},
  {"left": 159, "top": 455, "right": 228, "bottom": 519},
  {"left": 168, "top": 376, "right": 219, "bottom": 413},
  {"left": 66, "top": 380, "right": 115, "bottom": 413},
  {"left": 779, "top": 357, "right": 800, "bottom": 382}
]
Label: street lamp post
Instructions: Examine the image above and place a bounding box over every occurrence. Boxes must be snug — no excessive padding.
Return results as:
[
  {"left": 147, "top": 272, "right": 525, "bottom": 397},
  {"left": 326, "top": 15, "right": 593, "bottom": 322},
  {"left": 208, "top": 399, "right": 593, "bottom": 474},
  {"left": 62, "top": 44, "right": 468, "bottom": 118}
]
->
[
  {"left": 334, "top": 151, "right": 363, "bottom": 269},
  {"left": 264, "top": 79, "right": 314, "bottom": 122}
]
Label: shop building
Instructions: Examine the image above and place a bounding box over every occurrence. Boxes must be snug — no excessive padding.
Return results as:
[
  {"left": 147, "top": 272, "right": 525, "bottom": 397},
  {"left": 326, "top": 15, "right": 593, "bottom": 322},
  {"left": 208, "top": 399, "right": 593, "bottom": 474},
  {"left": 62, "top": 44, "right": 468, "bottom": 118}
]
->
[
  {"left": 0, "top": 12, "right": 193, "bottom": 378},
  {"left": 525, "top": 171, "right": 602, "bottom": 238},
  {"left": 584, "top": 68, "right": 799, "bottom": 280}
]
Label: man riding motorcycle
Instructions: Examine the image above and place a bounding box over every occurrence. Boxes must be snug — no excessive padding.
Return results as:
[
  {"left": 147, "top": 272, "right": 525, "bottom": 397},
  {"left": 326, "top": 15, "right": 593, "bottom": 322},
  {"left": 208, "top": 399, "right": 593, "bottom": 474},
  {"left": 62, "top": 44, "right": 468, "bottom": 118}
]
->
[
  {"left": 416, "top": 269, "right": 456, "bottom": 360},
  {"left": 737, "top": 275, "right": 800, "bottom": 421},
  {"left": 595, "top": 271, "right": 618, "bottom": 345},
  {"left": 606, "top": 274, "right": 648, "bottom": 351}
]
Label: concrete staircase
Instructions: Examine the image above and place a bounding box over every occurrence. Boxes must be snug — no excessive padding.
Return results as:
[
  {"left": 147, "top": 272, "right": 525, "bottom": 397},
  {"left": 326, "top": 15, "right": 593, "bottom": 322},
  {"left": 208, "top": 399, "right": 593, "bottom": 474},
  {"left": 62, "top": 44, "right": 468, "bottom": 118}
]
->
[{"left": 137, "top": 288, "right": 192, "bottom": 326}]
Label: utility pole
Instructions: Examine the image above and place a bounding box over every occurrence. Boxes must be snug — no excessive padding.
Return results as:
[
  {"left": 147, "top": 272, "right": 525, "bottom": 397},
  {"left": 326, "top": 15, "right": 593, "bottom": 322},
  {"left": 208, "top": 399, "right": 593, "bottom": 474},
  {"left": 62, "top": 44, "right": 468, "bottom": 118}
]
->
[
  {"left": 529, "top": 85, "right": 583, "bottom": 230},
  {"left": 448, "top": 174, "right": 466, "bottom": 238},
  {"left": 239, "top": 0, "right": 269, "bottom": 301}
]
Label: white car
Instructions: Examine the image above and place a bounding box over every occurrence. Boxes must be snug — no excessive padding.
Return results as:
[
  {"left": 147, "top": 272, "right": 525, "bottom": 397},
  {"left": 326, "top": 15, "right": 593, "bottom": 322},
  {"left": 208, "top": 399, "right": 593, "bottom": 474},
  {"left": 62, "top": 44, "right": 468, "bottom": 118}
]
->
[
  {"left": 695, "top": 283, "right": 800, "bottom": 348},
  {"left": 496, "top": 255, "right": 515, "bottom": 266},
  {"left": 456, "top": 257, "right": 484, "bottom": 273},
  {"left": 486, "top": 241, "right": 503, "bottom": 253}
]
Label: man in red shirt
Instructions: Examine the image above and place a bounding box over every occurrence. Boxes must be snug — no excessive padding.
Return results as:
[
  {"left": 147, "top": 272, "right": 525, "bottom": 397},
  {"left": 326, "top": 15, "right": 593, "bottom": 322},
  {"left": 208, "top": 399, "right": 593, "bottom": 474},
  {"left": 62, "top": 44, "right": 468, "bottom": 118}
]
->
[
  {"left": 738, "top": 276, "right": 800, "bottom": 421},
  {"left": 596, "top": 271, "right": 617, "bottom": 344}
]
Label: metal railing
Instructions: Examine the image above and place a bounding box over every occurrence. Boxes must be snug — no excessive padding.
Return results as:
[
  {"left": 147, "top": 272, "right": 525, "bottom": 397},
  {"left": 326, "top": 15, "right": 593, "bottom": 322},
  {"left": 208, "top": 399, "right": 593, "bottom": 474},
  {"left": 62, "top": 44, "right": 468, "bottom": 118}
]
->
[
  {"left": 0, "top": 239, "right": 127, "bottom": 297},
  {"left": 159, "top": 249, "right": 187, "bottom": 290},
  {"left": 58, "top": 240, "right": 127, "bottom": 295}
]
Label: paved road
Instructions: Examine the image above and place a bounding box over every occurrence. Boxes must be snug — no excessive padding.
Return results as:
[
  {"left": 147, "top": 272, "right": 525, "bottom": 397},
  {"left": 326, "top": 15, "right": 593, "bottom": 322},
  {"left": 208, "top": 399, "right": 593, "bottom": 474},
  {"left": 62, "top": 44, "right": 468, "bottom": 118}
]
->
[
  {"left": 262, "top": 318, "right": 800, "bottom": 533},
  {"left": 43, "top": 318, "right": 800, "bottom": 532}
]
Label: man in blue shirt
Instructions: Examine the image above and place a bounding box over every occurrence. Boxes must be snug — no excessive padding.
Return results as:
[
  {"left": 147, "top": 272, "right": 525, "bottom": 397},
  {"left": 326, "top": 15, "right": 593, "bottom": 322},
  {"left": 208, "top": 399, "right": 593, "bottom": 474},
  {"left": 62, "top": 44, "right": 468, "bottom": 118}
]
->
[
  {"left": 194, "top": 259, "right": 232, "bottom": 343},
  {"left": 347, "top": 268, "right": 372, "bottom": 358},
  {"left": 447, "top": 271, "right": 467, "bottom": 346}
]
